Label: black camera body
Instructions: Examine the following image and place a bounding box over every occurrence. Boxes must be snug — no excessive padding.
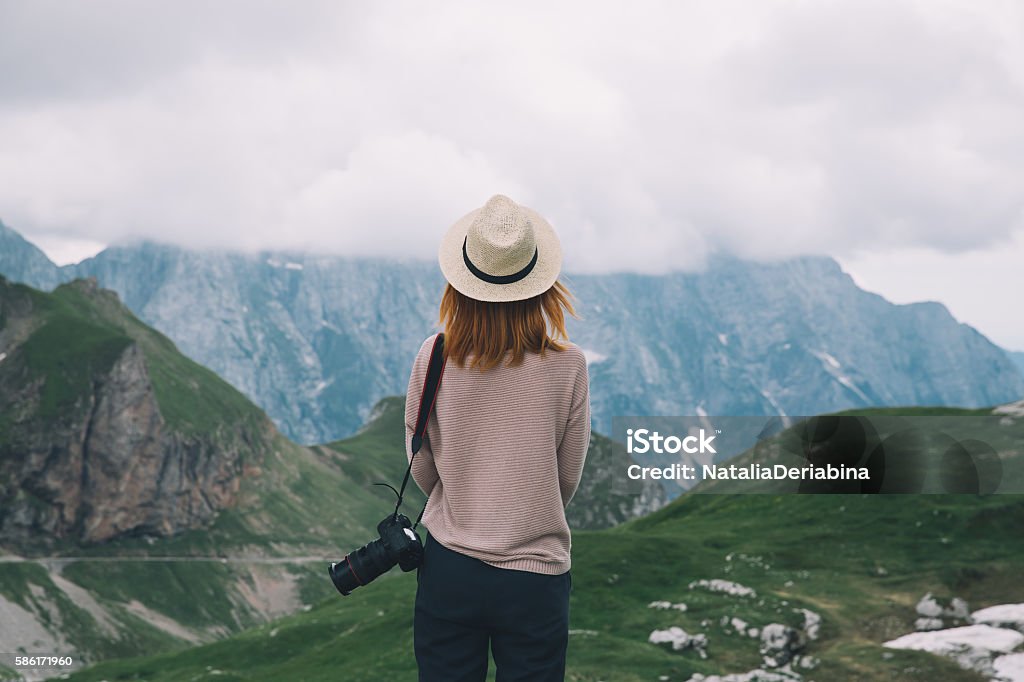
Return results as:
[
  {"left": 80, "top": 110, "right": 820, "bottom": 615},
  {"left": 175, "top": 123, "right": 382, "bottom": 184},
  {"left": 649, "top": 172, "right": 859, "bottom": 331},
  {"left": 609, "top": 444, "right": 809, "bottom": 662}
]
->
[{"left": 328, "top": 513, "right": 424, "bottom": 596}]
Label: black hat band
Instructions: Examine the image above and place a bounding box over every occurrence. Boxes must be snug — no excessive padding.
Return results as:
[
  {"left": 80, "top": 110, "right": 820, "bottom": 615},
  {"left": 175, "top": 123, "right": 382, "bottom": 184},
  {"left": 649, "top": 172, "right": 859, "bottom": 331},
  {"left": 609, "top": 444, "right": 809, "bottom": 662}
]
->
[{"left": 462, "top": 236, "right": 538, "bottom": 285}]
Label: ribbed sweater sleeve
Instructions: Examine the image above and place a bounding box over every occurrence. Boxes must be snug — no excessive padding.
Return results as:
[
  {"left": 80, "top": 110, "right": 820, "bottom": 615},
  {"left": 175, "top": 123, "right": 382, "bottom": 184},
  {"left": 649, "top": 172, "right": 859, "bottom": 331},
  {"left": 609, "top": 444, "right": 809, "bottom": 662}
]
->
[
  {"left": 557, "top": 355, "right": 591, "bottom": 507},
  {"left": 402, "top": 334, "right": 592, "bottom": 575}
]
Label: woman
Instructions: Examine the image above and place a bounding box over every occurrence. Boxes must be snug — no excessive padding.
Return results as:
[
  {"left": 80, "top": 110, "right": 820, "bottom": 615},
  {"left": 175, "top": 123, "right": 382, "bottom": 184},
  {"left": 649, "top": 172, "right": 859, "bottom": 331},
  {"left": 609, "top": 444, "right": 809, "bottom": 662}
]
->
[{"left": 404, "top": 194, "right": 591, "bottom": 682}]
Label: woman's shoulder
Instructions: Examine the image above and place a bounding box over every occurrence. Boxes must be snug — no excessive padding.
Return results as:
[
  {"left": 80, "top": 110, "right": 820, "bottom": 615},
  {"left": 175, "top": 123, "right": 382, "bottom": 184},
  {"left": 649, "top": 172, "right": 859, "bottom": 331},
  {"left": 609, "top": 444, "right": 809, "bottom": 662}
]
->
[
  {"left": 540, "top": 340, "right": 587, "bottom": 370},
  {"left": 553, "top": 340, "right": 585, "bottom": 359},
  {"left": 410, "top": 333, "right": 443, "bottom": 369},
  {"left": 418, "top": 332, "right": 443, "bottom": 353}
]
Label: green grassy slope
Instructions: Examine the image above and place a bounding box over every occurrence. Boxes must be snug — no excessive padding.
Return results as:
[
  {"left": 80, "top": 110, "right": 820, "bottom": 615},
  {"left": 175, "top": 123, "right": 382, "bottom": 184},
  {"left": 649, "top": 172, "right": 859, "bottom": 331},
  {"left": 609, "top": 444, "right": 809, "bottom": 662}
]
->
[
  {"left": 0, "top": 276, "right": 266, "bottom": 437},
  {"left": 0, "top": 279, "right": 433, "bottom": 664},
  {"left": 0, "top": 396, "right": 437, "bottom": 663},
  {"left": 66, "top": 488, "right": 1024, "bottom": 680}
]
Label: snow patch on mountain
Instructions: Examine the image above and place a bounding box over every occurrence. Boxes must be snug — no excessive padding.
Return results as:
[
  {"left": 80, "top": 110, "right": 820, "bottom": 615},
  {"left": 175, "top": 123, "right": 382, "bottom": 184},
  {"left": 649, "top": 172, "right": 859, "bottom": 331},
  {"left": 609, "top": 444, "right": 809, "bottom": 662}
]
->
[
  {"left": 759, "top": 390, "right": 787, "bottom": 417},
  {"left": 814, "top": 350, "right": 842, "bottom": 369},
  {"left": 810, "top": 349, "right": 870, "bottom": 402}
]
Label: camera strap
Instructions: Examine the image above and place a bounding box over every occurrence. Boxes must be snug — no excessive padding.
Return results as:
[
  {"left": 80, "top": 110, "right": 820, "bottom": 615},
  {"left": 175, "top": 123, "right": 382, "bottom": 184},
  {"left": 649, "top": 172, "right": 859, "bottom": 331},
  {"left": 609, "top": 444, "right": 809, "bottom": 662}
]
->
[{"left": 395, "top": 332, "right": 447, "bottom": 528}]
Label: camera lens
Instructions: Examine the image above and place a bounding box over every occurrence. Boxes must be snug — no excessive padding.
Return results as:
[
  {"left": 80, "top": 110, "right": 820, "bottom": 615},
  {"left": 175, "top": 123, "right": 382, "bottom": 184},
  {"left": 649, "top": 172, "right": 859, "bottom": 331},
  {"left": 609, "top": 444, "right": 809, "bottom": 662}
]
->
[{"left": 328, "top": 537, "right": 397, "bottom": 595}]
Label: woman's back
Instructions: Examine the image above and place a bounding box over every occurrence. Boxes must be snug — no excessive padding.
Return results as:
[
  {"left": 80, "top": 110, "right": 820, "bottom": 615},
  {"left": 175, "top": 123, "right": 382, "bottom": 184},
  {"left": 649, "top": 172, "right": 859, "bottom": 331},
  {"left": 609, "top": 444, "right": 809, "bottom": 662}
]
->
[{"left": 405, "top": 334, "right": 590, "bottom": 574}]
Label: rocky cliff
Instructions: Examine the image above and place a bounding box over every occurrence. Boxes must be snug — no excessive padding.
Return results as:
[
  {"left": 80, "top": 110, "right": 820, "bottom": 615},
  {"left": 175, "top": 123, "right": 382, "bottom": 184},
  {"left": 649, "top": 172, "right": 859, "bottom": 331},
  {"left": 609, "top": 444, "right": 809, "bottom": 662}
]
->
[{"left": 0, "top": 276, "right": 272, "bottom": 547}]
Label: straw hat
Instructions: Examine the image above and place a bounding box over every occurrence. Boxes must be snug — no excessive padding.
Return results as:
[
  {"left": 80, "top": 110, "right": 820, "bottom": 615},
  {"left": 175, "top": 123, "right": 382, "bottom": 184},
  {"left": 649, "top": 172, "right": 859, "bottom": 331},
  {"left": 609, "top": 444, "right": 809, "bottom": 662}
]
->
[{"left": 438, "top": 194, "right": 563, "bottom": 302}]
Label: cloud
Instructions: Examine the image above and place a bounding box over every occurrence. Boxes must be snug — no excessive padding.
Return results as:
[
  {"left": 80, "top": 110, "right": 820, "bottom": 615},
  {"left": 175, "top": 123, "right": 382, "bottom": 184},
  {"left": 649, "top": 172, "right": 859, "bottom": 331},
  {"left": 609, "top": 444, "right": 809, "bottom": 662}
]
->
[
  {"left": 838, "top": 225, "right": 1024, "bottom": 350},
  {"left": 0, "top": 0, "right": 1022, "bottom": 277}
]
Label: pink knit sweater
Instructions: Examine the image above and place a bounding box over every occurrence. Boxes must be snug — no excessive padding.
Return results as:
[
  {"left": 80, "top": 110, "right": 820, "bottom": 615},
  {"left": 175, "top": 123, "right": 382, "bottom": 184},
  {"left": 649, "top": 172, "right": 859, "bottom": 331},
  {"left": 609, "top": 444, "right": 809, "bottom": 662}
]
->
[{"left": 404, "top": 333, "right": 591, "bottom": 575}]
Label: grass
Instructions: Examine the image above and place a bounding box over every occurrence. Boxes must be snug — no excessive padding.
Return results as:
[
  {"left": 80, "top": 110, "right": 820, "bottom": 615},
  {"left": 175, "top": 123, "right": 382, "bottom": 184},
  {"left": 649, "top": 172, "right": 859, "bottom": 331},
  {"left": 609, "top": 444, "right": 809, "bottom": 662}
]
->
[
  {"left": 60, "top": 560, "right": 246, "bottom": 631},
  {"left": 0, "top": 277, "right": 266, "bottom": 437},
  {"left": 50, "top": 281, "right": 267, "bottom": 437},
  {"left": 0, "top": 563, "right": 181, "bottom": 664},
  {"left": 65, "top": 492, "right": 1024, "bottom": 681},
  {"left": 18, "top": 314, "right": 131, "bottom": 419}
]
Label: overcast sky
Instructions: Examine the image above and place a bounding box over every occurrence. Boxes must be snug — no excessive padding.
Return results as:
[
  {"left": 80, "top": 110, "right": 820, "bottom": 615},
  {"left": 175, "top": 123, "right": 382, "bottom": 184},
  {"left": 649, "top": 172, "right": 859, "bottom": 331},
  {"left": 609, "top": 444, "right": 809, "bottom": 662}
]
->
[{"left": 1, "top": 1, "right": 1022, "bottom": 349}]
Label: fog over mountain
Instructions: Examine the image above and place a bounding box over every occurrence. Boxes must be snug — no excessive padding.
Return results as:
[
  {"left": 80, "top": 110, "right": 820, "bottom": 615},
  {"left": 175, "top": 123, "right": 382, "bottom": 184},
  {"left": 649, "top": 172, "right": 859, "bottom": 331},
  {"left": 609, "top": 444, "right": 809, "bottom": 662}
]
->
[{"left": 2, "top": 220, "right": 1021, "bottom": 443}]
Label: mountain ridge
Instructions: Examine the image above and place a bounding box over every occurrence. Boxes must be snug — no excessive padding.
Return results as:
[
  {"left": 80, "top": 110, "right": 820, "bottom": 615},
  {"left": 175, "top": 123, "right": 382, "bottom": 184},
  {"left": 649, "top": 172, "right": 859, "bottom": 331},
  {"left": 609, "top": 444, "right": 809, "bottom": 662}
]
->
[{"left": 2, "top": 220, "right": 1020, "bottom": 446}]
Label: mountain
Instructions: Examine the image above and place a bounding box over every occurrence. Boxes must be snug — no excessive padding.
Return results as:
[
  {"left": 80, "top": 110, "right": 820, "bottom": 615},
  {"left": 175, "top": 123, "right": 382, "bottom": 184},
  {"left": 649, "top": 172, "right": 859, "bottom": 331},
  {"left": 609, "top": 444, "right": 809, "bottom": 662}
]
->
[
  {"left": 65, "top": 245, "right": 1024, "bottom": 443},
  {"left": 0, "top": 219, "right": 62, "bottom": 290},
  {"left": 568, "top": 258, "right": 1024, "bottom": 434},
  {"left": 0, "top": 275, "right": 274, "bottom": 547},
  {"left": 63, "top": 454, "right": 1024, "bottom": 681},
  {"left": 2, "top": 221, "right": 1020, "bottom": 444},
  {"left": 0, "top": 276, "right": 420, "bottom": 668},
  {"left": 0, "top": 277, "right": 648, "bottom": 671},
  {"left": 70, "top": 244, "right": 443, "bottom": 445},
  {"left": 1009, "top": 350, "right": 1024, "bottom": 376}
]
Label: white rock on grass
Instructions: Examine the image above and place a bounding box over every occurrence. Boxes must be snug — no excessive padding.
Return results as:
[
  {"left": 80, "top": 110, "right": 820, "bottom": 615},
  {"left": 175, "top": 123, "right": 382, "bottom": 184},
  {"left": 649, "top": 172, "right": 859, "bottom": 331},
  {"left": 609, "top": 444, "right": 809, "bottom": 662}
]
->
[
  {"left": 798, "top": 655, "right": 819, "bottom": 670},
  {"left": 884, "top": 624, "right": 1024, "bottom": 678},
  {"left": 797, "top": 608, "right": 821, "bottom": 640},
  {"left": 719, "top": 615, "right": 753, "bottom": 636},
  {"left": 916, "top": 593, "right": 971, "bottom": 621},
  {"left": 648, "top": 600, "right": 688, "bottom": 611},
  {"left": 648, "top": 626, "right": 709, "bottom": 658},
  {"left": 916, "top": 594, "right": 943, "bottom": 617},
  {"left": 688, "top": 579, "right": 757, "bottom": 598},
  {"left": 971, "top": 604, "right": 1024, "bottom": 633},
  {"left": 760, "top": 624, "right": 806, "bottom": 668},
  {"left": 993, "top": 399, "right": 1024, "bottom": 417},
  {"left": 915, "top": 617, "right": 945, "bottom": 631},
  {"left": 993, "top": 652, "right": 1024, "bottom": 682}
]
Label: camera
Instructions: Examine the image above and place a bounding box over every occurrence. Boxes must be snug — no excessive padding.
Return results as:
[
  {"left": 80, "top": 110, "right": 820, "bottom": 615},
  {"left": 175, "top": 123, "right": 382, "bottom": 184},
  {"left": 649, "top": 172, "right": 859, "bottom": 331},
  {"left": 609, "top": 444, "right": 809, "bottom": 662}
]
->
[{"left": 328, "top": 513, "right": 424, "bottom": 596}]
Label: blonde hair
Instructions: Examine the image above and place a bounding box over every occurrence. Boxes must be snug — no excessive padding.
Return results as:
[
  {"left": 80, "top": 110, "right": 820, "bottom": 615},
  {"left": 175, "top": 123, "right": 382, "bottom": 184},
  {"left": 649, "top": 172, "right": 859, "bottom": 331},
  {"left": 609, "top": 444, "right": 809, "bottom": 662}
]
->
[{"left": 439, "top": 281, "right": 577, "bottom": 370}]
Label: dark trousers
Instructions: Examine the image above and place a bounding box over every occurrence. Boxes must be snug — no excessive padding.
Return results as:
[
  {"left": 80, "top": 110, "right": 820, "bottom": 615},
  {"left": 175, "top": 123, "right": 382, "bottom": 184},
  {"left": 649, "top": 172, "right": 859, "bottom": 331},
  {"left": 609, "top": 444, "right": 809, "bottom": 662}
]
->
[{"left": 414, "top": 534, "right": 571, "bottom": 682}]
